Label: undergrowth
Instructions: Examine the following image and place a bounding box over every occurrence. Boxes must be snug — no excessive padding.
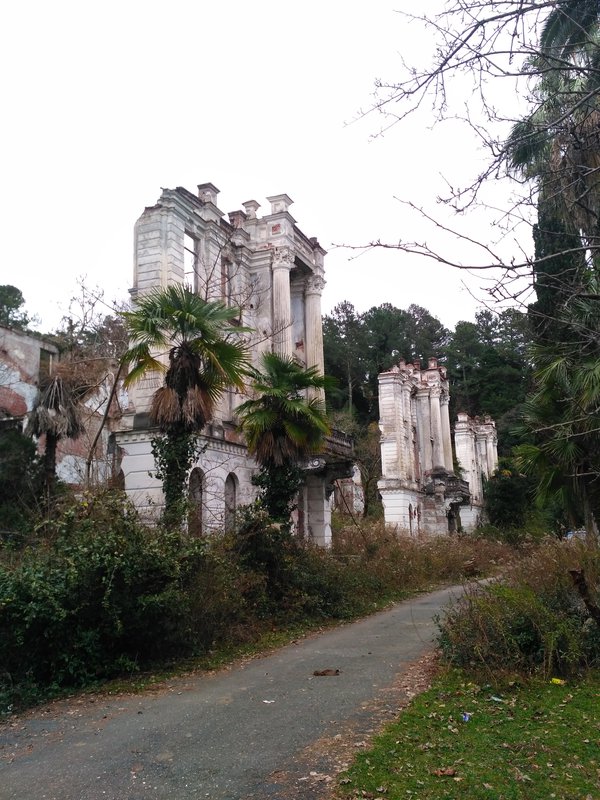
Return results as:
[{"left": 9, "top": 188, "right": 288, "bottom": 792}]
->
[
  {"left": 0, "top": 495, "right": 513, "bottom": 714},
  {"left": 438, "top": 536, "right": 600, "bottom": 678}
]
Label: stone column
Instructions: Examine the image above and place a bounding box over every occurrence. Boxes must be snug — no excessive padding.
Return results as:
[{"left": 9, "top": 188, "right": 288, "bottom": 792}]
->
[
  {"left": 395, "top": 374, "right": 407, "bottom": 480},
  {"left": 475, "top": 433, "right": 487, "bottom": 501},
  {"left": 453, "top": 412, "right": 473, "bottom": 485},
  {"left": 304, "top": 274, "right": 326, "bottom": 401},
  {"left": 440, "top": 394, "right": 454, "bottom": 472},
  {"left": 484, "top": 419, "right": 498, "bottom": 477},
  {"left": 379, "top": 370, "right": 401, "bottom": 480},
  {"left": 402, "top": 382, "right": 414, "bottom": 481},
  {"left": 416, "top": 388, "right": 433, "bottom": 474},
  {"left": 430, "top": 386, "right": 444, "bottom": 469},
  {"left": 305, "top": 473, "right": 332, "bottom": 546},
  {"left": 272, "top": 247, "right": 293, "bottom": 356}
]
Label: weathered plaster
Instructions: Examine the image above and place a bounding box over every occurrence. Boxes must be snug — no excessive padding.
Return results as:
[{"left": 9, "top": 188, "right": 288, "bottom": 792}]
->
[
  {"left": 117, "top": 183, "right": 348, "bottom": 544},
  {"left": 378, "top": 358, "right": 498, "bottom": 535}
]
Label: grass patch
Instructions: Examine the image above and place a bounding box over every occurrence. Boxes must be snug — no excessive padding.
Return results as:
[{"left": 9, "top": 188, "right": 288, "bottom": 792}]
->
[{"left": 337, "top": 669, "right": 600, "bottom": 799}]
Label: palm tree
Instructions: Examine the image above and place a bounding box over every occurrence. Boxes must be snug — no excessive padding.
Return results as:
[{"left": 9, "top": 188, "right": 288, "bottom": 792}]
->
[
  {"left": 236, "top": 352, "right": 332, "bottom": 522},
  {"left": 507, "top": 1, "right": 600, "bottom": 240},
  {"left": 539, "top": 1, "right": 600, "bottom": 61},
  {"left": 122, "top": 284, "right": 249, "bottom": 524},
  {"left": 505, "top": 3, "right": 600, "bottom": 531},
  {"left": 27, "top": 372, "right": 86, "bottom": 493},
  {"left": 515, "top": 281, "right": 600, "bottom": 533}
]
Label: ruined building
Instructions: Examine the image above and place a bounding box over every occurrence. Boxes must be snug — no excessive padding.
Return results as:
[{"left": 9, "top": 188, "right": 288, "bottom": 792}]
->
[
  {"left": 116, "top": 183, "right": 352, "bottom": 545},
  {"left": 0, "top": 325, "right": 123, "bottom": 485},
  {"left": 454, "top": 412, "right": 499, "bottom": 531},
  {"left": 378, "top": 358, "right": 498, "bottom": 534}
]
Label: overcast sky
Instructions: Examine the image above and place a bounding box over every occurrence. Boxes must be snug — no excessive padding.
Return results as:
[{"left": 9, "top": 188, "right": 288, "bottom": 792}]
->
[{"left": 1, "top": 1, "right": 529, "bottom": 332}]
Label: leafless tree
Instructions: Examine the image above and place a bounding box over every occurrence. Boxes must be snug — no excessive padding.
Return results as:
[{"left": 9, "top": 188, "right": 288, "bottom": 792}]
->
[{"left": 353, "top": 1, "right": 600, "bottom": 307}]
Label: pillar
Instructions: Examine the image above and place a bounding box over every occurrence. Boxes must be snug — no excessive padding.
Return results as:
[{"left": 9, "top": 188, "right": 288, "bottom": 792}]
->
[
  {"left": 416, "top": 388, "right": 433, "bottom": 473},
  {"left": 430, "top": 387, "right": 444, "bottom": 469},
  {"left": 272, "top": 247, "right": 293, "bottom": 356},
  {"left": 304, "top": 274, "right": 326, "bottom": 400},
  {"left": 305, "top": 474, "right": 332, "bottom": 546},
  {"left": 379, "top": 370, "right": 401, "bottom": 480},
  {"left": 402, "top": 382, "right": 414, "bottom": 481},
  {"left": 440, "top": 394, "right": 454, "bottom": 472},
  {"left": 475, "top": 433, "right": 487, "bottom": 501},
  {"left": 484, "top": 419, "right": 498, "bottom": 477}
]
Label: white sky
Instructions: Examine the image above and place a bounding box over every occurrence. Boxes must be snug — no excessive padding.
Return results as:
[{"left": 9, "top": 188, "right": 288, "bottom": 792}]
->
[{"left": 1, "top": 0, "right": 531, "bottom": 332}]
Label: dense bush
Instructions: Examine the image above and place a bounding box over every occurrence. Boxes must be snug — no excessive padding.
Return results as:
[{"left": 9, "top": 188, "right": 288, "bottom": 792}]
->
[
  {"left": 0, "top": 492, "right": 208, "bottom": 707},
  {"left": 0, "top": 428, "right": 43, "bottom": 543},
  {"left": 484, "top": 461, "right": 534, "bottom": 533},
  {"left": 0, "top": 498, "right": 515, "bottom": 713},
  {"left": 438, "top": 537, "right": 600, "bottom": 677},
  {"left": 232, "top": 504, "right": 381, "bottom": 621}
]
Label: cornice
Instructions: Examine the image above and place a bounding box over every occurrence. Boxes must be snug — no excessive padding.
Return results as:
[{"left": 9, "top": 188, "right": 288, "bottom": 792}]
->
[{"left": 116, "top": 429, "right": 248, "bottom": 456}]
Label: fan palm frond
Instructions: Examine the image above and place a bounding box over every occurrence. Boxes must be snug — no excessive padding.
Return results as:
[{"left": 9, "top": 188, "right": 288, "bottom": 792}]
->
[
  {"left": 121, "top": 285, "right": 250, "bottom": 433},
  {"left": 237, "top": 352, "right": 332, "bottom": 468}
]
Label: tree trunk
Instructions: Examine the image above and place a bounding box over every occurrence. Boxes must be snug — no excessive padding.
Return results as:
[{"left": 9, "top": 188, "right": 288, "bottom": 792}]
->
[
  {"left": 43, "top": 431, "right": 58, "bottom": 494},
  {"left": 346, "top": 359, "right": 353, "bottom": 416},
  {"left": 569, "top": 569, "right": 600, "bottom": 629}
]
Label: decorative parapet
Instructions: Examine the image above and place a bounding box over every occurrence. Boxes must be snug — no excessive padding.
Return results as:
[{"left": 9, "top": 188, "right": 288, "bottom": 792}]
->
[{"left": 324, "top": 427, "right": 354, "bottom": 459}]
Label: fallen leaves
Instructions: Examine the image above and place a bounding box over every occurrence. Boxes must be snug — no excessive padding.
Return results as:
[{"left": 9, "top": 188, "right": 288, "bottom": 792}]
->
[{"left": 432, "top": 767, "right": 457, "bottom": 777}]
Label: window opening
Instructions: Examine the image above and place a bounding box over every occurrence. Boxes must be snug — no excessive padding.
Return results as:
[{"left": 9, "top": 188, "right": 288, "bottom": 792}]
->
[
  {"left": 184, "top": 233, "right": 199, "bottom": 292},
  {"left": 188, "top": 467, "right": 204, "bottom": 536},
  {"left": 224, "top": 473, "right": 237, "bottom": 531}
]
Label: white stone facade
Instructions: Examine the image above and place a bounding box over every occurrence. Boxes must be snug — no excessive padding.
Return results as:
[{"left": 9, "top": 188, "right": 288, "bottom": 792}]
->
[
  {"left": 454, "top": 412, "right": 499, "bottom": 530},
  {"left": 117, "top": 183, "right": 350, "bottom": 544},
  {"left": 378, "top": 359, "right": 498, "bottom": 535}
]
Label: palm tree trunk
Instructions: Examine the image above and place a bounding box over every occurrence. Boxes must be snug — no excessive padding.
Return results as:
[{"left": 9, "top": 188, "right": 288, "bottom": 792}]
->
[{"left": 43, "top": 431, "right": 58, "bottom": 493}]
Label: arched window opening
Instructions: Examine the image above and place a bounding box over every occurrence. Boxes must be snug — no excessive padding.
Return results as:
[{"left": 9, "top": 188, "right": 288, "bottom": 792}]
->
[
  {"left": 189, "top": 468, "right": 204, "bottom": 536},
  {"left": 224, "top": 473, "right": 238, "bottom": 531}
]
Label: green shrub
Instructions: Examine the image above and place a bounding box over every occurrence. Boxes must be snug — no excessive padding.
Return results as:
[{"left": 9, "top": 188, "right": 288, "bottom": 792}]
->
[
  {"left": 0, "top": 428, "right": 43, "bottom": 544},
  {"left": 0, "top": 491, "right": 207, "bottom": 707},
  {"left": 231, "top": 504, "right": 380, "bottom": 621},
  {"left": 438, "top": 537, "right": 600, "bottom": 677},
  {"left": 0, "top": 498, "right": 518, "bottom": 713},
  {"left": 274, "top": 543, "right": 382, "bottom": 621},
  {"left": 484, "top": 462, "right": 533, "bottom": 530}
]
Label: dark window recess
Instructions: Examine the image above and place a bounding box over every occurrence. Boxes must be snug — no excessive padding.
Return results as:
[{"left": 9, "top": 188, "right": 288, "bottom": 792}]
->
[{"left": 39, "top": 349, "right": 54, "bottom": 381}]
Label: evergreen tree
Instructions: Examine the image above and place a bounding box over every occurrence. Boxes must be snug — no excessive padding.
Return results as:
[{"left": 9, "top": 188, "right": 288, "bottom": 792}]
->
[{"left": 0, "top": 285, "right": 30, "bottom": 330}]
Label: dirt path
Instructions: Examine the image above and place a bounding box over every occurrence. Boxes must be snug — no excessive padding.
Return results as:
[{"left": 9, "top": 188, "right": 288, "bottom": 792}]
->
[{"left": 0, "top": 585, "right": 457, "bottom": 800}]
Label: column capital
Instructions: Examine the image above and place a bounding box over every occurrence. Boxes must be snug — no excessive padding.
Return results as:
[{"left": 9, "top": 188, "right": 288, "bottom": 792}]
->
[
  {"left": 305, "top": 274, "right": 326, "bottom": 295},
  {"left": 272, "top": 246, "right": 294, "bottom": 270}
]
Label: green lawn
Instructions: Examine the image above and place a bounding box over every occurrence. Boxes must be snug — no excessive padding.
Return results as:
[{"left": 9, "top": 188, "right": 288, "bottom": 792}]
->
[{"left": 337, "top": 671, "right": 600, "bottom": 800}]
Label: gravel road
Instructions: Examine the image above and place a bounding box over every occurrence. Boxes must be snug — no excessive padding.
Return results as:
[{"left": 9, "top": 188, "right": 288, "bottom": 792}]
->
[{"left": 0, "top": 585, "right": 460, "bottom": 800}]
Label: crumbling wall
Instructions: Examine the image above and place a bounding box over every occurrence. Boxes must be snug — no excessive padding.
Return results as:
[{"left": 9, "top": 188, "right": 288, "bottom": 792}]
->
[
  {"left": 117, "top": 183, "right": 345, "bottom": 544},
  {"left": 378, "top": 358, "right": 493, "bottom": 535}
]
